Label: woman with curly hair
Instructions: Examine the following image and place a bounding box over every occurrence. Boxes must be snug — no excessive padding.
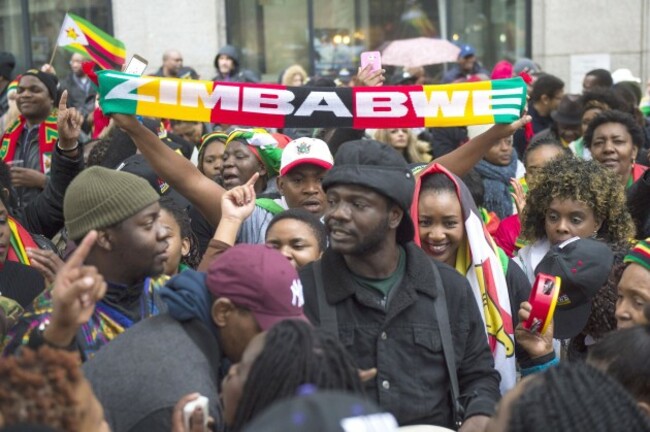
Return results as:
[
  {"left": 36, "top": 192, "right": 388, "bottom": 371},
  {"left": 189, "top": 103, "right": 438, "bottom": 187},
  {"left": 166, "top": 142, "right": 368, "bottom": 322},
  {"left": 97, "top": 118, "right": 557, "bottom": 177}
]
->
[
  {"left": 374, "top": 128, "right": 432, "bottom": 164},
  {"left": 0, "top": 346, "right": 109, "bottom": 432},
  {"left": 515, "top": 155, "right": 635, "bottom": 282}
]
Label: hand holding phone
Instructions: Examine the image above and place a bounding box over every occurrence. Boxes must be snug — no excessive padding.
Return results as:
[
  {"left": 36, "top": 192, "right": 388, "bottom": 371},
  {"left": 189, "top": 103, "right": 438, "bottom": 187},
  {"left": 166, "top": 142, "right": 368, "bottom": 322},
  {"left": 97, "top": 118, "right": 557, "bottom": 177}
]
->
[
  {"left": 183, "top": 395, "right": 209, "bottom": 431},
  {"left": 360, "top": 51, "right": 382, "bottom": 72},
  {"left": 523, "top": 273, "right": 561, "bottom": 334}
]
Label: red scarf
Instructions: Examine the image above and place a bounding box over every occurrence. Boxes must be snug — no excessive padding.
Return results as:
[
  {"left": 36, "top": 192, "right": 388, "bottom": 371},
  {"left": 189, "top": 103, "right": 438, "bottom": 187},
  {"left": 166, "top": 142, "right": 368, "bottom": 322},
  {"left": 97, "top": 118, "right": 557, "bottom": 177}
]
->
[{"left": 0, "top": 113, "right": 58, "bottom": 174}]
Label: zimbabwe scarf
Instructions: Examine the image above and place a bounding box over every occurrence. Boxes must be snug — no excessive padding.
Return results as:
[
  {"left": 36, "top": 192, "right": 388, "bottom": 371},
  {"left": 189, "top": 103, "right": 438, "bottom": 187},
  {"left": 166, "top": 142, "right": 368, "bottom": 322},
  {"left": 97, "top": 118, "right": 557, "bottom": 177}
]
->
[
  {"left": 97, "top": 71, "right": 527, "bottom": 129},
  {"left": 0, "top": 113, "right": 58, "bottom": 174},
  {"left": 411, "top": 163, "right": 516, "bottom": 394}
]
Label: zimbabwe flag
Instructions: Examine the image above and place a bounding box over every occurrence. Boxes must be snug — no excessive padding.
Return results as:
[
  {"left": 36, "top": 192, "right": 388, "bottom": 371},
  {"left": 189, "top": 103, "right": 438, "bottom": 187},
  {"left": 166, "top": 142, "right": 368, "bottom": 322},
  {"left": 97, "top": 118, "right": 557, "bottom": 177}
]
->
[{"left": 56, "top": 13, "right": 126, "bottom": 70}]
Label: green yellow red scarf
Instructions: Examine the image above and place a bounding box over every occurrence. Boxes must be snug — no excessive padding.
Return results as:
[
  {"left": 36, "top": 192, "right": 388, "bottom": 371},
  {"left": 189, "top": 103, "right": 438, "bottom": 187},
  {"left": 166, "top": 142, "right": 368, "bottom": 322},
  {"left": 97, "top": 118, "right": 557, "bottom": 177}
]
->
[
  {"left": 0, "top": 113, "right": 58, "bottom": 174},
  {"left": 6, "top": 216, "right": 37, "bottom": 265}
]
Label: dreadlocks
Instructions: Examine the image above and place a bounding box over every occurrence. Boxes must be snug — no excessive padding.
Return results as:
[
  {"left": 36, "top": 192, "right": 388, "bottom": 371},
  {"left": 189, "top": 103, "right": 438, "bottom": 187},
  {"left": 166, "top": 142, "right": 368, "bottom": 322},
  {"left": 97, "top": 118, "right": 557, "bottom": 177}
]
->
[
  {"left": 230, "top": 320, "right": 364, "bottom": 431},
  {"left": 507, "top": 362, "right": 650, "bottom": 432}
]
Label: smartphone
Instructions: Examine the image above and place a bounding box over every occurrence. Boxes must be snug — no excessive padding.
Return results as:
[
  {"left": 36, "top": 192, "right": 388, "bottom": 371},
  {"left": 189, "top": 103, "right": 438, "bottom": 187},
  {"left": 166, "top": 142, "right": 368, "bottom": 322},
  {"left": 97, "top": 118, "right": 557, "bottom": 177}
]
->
[
  {"left": 523, "top": 273, "right": 561, "bottom": 334},
  {"left": 183, "top": 395, "right": 209, "bottom": 430},
  {"left": 123, "top": 54, "right": 148, "bottom": 76},
  {"left": 360, "top": 51, "right": 382, "bottom": 72}
]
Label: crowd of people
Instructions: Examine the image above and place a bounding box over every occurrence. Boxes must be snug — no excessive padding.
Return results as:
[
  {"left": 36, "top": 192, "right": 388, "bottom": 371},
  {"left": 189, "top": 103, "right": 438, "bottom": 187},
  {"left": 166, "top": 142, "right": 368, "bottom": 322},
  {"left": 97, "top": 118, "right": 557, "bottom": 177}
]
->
[{"left": 0, "top": 40, "right": 648, "bottom": 432}]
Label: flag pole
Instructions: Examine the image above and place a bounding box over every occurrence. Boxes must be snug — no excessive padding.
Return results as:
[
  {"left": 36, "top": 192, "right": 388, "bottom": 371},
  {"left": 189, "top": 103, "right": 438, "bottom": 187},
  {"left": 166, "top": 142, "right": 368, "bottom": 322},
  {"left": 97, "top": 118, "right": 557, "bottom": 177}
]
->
[
  {"left": 48, "top": 10, "right": 69, "bottom": 67},
  {"left": 48, "top": 46, "right": 58, "bottom": 67}
]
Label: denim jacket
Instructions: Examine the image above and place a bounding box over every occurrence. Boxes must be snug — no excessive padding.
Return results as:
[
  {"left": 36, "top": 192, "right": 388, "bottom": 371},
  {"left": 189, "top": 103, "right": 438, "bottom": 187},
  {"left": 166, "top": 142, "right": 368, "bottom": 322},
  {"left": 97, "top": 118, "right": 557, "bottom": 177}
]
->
[{"left": 300, "top": 242, "right": 500, "bottom": 427}]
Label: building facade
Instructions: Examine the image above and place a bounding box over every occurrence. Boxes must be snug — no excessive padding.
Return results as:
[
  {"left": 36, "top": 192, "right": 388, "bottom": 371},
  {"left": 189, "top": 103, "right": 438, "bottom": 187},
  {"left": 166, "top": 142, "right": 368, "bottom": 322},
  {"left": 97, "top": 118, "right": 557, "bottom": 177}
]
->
[{"left": 2, "top": 0, "right": 648, "bottom": 91}]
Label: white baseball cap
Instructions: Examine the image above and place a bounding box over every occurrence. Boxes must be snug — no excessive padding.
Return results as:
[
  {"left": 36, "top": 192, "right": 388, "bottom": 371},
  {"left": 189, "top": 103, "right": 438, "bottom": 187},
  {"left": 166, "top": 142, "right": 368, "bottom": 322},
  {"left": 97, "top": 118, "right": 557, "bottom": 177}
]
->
[
  {"left": 280, "top": 137, "right": 334, "bottom": 176},
  {"left": 611, "top": 68, "right": 641, "bottom": 84}
]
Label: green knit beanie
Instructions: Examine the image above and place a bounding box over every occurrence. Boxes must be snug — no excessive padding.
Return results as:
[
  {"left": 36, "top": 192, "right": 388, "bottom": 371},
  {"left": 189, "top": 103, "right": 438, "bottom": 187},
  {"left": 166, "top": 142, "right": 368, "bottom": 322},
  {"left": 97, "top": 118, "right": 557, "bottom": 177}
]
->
[{"left": 64, "top": 166, "right": 160, "bottom": 241}]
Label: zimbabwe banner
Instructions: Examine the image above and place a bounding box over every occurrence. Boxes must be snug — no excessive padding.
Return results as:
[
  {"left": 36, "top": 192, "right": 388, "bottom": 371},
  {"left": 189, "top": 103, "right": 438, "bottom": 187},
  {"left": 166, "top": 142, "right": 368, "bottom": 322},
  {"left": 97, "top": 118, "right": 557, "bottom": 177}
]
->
[{"left": 97, "top": 70, "right": 527, "bottom": 129}]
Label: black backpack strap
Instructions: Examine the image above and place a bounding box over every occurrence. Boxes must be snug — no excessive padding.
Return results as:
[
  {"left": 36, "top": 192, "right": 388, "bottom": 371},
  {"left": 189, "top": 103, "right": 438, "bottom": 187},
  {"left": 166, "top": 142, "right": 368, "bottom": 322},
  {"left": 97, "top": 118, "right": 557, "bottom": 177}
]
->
[
  {"left": 313, "top": 260, "right": 339, "bottom": 338},
  {"left": 431, "top": 260, "right": 464, "bottom": 429}
]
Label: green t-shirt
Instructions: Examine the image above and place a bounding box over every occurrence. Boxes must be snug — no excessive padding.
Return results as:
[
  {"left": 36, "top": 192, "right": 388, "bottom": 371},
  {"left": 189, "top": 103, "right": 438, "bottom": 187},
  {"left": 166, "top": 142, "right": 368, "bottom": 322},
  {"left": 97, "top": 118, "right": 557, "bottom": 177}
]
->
[{"left": 351, "top": 246, "right": 406, "bottom": 298}]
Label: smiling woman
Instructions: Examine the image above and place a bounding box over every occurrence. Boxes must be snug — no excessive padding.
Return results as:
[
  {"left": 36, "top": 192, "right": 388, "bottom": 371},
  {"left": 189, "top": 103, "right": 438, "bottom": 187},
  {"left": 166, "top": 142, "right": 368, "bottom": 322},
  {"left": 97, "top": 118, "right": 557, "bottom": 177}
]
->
[{"left": 583, "top": 109, "right": 648, "bottom": 188}]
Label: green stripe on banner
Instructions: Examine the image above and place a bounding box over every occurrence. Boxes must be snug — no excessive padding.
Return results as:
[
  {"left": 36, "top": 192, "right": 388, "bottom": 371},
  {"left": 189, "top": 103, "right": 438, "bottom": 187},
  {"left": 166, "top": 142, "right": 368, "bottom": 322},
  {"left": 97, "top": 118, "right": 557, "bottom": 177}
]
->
[
  {"left": 491, "top": 78, "right": 527, "bottom": 124},
  {"left": 98, "top": 71, "right": 139, "bottom": 115}
]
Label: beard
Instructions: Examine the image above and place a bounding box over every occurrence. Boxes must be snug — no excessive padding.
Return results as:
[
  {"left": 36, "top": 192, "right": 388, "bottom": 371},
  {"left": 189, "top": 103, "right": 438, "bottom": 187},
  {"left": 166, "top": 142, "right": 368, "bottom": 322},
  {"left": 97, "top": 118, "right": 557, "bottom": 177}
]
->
[{"left": 329, "top": 214, "right": 391, "bottom": 257}]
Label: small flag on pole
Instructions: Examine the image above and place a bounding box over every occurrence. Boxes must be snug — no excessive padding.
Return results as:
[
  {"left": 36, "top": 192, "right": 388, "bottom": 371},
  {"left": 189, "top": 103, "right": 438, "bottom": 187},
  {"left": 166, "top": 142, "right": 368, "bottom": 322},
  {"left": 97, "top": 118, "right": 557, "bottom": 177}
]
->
[{"left": 56, "top": 13, "right": 126, "bottom": 70}]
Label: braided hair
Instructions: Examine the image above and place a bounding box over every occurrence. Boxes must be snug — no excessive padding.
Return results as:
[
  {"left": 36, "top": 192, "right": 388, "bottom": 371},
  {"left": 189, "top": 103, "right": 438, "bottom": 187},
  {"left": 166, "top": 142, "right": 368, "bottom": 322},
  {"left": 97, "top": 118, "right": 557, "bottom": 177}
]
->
[
  {"left": 507, "top": 362, "right": 650, "bottom": 432},
  {"left": 159, "top": 197, "right": 200, "bottom": 269},
  {"left": 0, "top": 347, "right": 84, "bottom": 431},
  {"left": 230, "top": 319, "right": 363, "bottom": 431}
]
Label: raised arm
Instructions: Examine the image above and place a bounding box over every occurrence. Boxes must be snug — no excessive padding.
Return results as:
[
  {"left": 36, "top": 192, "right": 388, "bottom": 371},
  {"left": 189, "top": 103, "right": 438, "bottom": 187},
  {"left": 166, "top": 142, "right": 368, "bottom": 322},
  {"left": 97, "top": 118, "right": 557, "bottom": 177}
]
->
[
  {"left": 434, "top": 116, "right": 531, "bottom": 177},
  {"left": 197, "top": 174, "right": 258, "bottom": 271},
  {"left": 111, "top": 114, "right": 225, "bottom": 226}
]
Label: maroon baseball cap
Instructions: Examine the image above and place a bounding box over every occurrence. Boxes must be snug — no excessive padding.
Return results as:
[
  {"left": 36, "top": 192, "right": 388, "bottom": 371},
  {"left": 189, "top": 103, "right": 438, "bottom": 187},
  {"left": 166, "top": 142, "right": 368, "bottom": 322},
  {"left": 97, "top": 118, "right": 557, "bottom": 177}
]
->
[{"left": 206, "top": 244, "right": 307, "bottom": 330}]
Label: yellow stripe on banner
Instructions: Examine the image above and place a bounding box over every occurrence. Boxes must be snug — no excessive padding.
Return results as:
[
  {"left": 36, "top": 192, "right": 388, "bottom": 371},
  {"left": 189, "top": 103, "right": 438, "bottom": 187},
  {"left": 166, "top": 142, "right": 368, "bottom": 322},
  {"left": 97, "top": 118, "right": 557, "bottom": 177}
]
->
[
  {"left": 76, "top": 21, "right": 126, "bottom": 58},
  {"left": 421, "top": 80, "right": 496, "bottom": 127},
  {"left": 466, "top": 80, "right": 497, "bottom": 125},
  {"left": 135, "top": 78, "right": 213, "bottom": 122}
]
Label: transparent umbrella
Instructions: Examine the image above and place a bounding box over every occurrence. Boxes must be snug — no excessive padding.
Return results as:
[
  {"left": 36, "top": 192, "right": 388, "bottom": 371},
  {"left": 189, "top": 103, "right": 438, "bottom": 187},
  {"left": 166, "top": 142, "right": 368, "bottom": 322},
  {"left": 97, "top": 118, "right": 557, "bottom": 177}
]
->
[{"left": 381, "top": 37, "right": 460, "bottom": 68}]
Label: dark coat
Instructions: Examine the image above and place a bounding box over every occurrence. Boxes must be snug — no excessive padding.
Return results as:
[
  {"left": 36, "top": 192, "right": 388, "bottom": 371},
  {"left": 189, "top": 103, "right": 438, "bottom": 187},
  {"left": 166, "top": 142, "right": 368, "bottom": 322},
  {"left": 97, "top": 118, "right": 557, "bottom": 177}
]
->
[
  {"left": 0, "top": 260, "right": 44, "bottom": 308},
  {"left": 59, "top": 73, "right": 97, "bottom": 117},
  {"left": 627, "top": 168, "right": 650, "bottom": 239},
  {"left": 12, "top": 145, "right": 83, "bottom": 238},
  {"left": 83, "top": 314, "right": 224, "bottom": 432},
  {"left": 299, "top": 242, "right": 501, "bottom": 427}
]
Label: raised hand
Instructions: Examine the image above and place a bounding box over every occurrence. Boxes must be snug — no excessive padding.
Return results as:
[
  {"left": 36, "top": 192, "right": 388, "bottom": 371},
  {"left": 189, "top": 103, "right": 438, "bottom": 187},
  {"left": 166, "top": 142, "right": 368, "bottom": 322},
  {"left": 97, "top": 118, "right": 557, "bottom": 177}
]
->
[
  {"left": 221, "top": 172, "right": 259, "bottom": 223},
  {"left": 110, "top": 113, "right": 142, "bottom": 133},
  {"left": 483, "top": 112, "right": 532, "bottom": 142},
  {"left": 44, "top": 230, "right": 107, "bottom": 348},
  {"left": 57, "top": 90, "right": 84, "bottom": 149},
  {"left": 510, "top": 177, "right": 527, "bottom": 216},
  {"left": 357, "top": 64, "right": 386, "bottom": 87}
]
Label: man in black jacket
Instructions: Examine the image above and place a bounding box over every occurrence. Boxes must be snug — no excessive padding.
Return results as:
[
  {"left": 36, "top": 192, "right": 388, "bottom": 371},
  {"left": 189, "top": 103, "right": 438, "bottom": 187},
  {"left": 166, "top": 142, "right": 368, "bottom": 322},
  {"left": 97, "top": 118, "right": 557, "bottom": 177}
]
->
[
  {"left": 59, "top": 53, "right": 96, "bottom": 137},
  {"left": 299, "top": 140, "right": 500, "bottom": 431}
]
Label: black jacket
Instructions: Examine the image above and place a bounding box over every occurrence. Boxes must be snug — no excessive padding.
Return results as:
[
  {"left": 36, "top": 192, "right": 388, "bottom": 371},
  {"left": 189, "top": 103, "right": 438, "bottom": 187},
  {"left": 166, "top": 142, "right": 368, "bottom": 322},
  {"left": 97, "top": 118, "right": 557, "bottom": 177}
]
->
[
  {"left": 59, "top": 73, "right": 97, "bottom": 118},
  {"left": 12, "top": 144, "right": 84, "bottom": 238},
  {"left": 0, "top": 260, "right": 44, "bottom": 307},
  {"left": 299, "top": 242, "right": 501, "bottom": 427}
]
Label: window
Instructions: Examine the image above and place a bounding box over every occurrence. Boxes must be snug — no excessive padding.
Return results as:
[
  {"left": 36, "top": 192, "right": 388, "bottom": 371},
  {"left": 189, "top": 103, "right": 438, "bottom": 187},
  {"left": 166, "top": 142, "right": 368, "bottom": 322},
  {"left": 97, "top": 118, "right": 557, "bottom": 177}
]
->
[
  {"left": 226, "top": 0, "right": 528, "bottom": 82},
  {"left": 0, "top": 0, "right": 112, "bottom": 76}
]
